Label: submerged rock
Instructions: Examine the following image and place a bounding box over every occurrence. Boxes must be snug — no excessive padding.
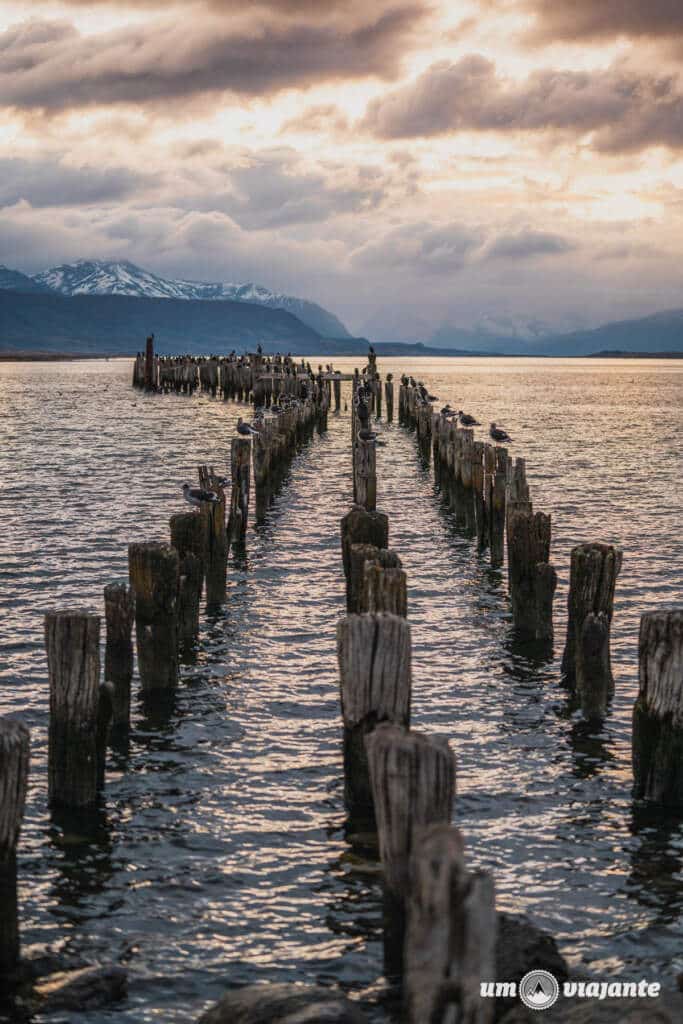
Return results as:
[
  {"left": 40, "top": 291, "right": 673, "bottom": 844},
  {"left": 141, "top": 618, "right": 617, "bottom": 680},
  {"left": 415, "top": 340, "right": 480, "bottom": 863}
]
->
[
  {"left": 495, "top": 912, "right": 569, "bottom": 1018},
  {"left": 36, "top": 965, "right": 127, "bottom": 1012},
  {"left": 197, "top": 983, "right": 368, "bottom": 1024}
]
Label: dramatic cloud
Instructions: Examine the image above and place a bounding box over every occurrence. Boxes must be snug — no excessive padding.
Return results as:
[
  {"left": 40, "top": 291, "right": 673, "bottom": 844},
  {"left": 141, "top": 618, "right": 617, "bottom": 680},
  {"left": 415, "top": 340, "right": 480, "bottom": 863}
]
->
[
  {"left": 363, "top": 56, "right": 683, "bottom": 152},
  {"left": 0, "top": 157, "right": 151, "bottom": 208},
  {"left": 0, "top": 7, "right": 424, "bottom": 111},
  {"left": 514, "top": 1, "right": 683, "bottom": 44},
  {"left": 485, "top": 229, "right": 575, "bottom": 260}
]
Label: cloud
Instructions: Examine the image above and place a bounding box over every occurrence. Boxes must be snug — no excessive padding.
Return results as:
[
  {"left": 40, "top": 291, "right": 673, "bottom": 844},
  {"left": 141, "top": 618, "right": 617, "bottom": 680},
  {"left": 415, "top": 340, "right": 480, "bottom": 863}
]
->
[
  {"left": 513, "top": 1, "right": 683, "bottom": 45},
  {"left": 485, "top": 229, "right": 575, "bottom": 259},
  {"left": 0, "top": 157, "right": 151, "bottom": 208},
  {"left": 0, "top": 7, "right": 424, "bottom": 112},
  {"left": 362, "top": 55, "right": 683, "bottom": 152},
  {"left": 280, "top": 104, "right": 350, "bottom": 135},
  {"left": 351, "top": 220, "right": 575, "bottom": 274}
]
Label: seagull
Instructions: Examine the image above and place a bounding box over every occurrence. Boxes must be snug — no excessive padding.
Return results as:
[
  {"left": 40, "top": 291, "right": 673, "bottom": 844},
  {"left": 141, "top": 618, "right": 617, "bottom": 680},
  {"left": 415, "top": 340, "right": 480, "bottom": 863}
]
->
[
  {"left": 489, "top": 422, "right": 512, "bottom": 443},
  {"left": 458, "top": 411, "right": 480, "bottom": 426},
  {"left": 237, "top": 417, "right": 260, "bottom": 436},
  {"left": 183, "top": 483, "right": 218, "bottom": 507},
  {"left": 358, "top": 428, "right": 378, "bottom": 441}
]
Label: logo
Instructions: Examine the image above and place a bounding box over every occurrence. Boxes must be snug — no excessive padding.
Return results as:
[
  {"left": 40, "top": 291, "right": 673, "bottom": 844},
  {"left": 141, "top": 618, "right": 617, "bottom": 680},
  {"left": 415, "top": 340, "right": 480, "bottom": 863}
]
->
[{"left": 518, "top": 970, "right": 560, "bottom": 1011}]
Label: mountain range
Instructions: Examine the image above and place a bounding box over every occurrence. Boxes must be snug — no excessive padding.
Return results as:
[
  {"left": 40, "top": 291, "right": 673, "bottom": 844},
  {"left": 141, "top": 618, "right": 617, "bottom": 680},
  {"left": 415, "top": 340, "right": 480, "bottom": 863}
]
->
[
  {"left": 31, "top": 259, "right": 350, "bottom": 339},
  {"left": 1, "top": 258, "right": 682, "bottom": 356}
]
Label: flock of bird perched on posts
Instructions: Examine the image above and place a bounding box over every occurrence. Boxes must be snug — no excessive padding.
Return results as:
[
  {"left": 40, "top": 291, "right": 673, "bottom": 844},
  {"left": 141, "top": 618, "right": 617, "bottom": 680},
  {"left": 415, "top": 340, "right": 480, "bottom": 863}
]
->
[{"left": 0, "top": 339, "right": 681, "bottom": 1024}]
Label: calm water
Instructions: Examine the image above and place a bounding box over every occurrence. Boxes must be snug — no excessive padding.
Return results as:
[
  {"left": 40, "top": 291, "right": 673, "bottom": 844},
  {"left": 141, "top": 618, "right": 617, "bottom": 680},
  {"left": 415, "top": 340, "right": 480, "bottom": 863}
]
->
[{"left": 1, "top": 356, "right": 682, "bottom": 1022}]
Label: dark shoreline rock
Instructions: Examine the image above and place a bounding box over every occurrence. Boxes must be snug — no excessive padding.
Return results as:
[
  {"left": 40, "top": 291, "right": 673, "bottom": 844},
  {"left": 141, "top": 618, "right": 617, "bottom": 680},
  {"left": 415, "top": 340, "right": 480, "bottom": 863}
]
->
[{"left": 197, "top": 983, "right": 368, "bottom": 1024}]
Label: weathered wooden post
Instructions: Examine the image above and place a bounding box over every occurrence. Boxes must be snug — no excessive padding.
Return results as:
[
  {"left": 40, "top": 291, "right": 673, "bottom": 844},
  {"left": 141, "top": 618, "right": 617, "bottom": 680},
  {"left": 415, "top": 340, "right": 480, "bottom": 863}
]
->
[
  {"left": 362, "top": 561, "right": 407, "bottom": 618},
  {"left": 633, "top": 608, "right": 683, "bottom": 807},
  {"left": 0, "top": 718, "right": 29, "bottom": 976},
  {"left": 128, "top": 543, "right": 179, "bottom": 691},
  {"left": 144, "top": 334, "right": 155, "bottom": 391},
  {"left": 561, "top": 543, "right": 622, "bottom": 715},
  {"left": 366, "top": 723, "right": 456, "bottom": 974},
  {"left": 103, "top": 583, "right": 134, "bottom": 730},
  {"left": 404, "top": 825, "right": 497, "bottom": 1024},
  {"left": 170, "top": 512, "right": 204, "bottom": 652},
  {"left": 45, "top": 610, "right": 107, "bottom": 808},
  {"left": 198, "top": 467, "right": 228, "bottom": 605},
  {"left": 333, "top": 375, "right": 341, "bottom": 413},
  {"left": 507, "top": 511, "right": 557, "bottom": 641},
  {"left": 227, "top": 438, "right": 251, "bottom": 549},
  {"left": 340, "top": 507, "right": 389, "bottom": 608},
  {"left": 354, "top": 437, "right": 377, "bottom": 512},
  {"left": 385, "top": 375, "right": 394, "bottom": 423},
  {"left": 337, "top": 614, "right": 411, "bottom": 828}
]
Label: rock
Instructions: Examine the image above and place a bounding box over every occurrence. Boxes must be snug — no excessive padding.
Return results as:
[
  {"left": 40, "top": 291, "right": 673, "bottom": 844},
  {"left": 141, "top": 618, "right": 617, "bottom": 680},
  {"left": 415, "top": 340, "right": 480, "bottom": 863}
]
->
[
  {"left": 495, "top": 912, "right": 569, "bottom": 1019},
  {"left": 197, "top": 983, "right": 368, "bottom": 1024},
  {"left": 36, "top": 965, "right": 127, "bottom": 1012},
  {"left": 499, "top": 992, "right": 683, "bottom": 1023}
]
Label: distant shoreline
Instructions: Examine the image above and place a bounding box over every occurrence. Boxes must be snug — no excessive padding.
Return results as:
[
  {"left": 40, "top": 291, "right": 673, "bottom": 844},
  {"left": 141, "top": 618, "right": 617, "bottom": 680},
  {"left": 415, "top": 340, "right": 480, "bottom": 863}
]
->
[{"left": 2, "top": 349, "right": 683, "bottom": 362}]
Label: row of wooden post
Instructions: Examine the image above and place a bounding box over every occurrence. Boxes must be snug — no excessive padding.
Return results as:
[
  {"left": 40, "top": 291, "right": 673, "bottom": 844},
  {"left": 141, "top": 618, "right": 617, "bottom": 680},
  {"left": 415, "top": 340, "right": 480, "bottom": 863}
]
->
[{"left": 337, "top": 465, "right": 497, "bottom": 1019}]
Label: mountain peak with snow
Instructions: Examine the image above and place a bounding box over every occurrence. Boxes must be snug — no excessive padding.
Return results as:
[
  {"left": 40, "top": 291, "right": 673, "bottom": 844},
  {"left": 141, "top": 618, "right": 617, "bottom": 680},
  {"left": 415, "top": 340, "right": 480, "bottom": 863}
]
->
[{"left": 31, "top": 259, "right": 351, "bottom": 338}]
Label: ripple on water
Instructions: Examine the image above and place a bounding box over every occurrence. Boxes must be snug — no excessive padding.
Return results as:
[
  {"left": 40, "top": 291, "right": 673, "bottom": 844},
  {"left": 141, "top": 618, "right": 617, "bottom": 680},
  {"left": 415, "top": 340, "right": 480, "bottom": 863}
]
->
[{"left": 0, "top": 356, "right": 682, "bottom": 1022}]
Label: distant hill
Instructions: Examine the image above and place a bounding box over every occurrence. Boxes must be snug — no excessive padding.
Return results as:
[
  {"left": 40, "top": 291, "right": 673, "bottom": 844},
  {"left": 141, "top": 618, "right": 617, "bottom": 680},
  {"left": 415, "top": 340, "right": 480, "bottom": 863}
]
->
[
  {"left": 0, "top": 265, "right": 49, "bottom": 293},
  {"left": 429, "top": 309, "right": 683, "bottom": 355},
  {"left": 31, "top": 258, "right": 351, "bottom": 339},
  {"left": 0, "top": 289, "right": 326, "bottom": 354}
]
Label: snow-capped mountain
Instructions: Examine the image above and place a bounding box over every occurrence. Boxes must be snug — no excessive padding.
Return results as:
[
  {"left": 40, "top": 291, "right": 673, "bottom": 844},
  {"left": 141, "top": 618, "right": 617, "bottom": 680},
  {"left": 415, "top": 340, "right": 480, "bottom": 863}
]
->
[{"left": 32, "top": 259, "right": 351, "bottom": 338}]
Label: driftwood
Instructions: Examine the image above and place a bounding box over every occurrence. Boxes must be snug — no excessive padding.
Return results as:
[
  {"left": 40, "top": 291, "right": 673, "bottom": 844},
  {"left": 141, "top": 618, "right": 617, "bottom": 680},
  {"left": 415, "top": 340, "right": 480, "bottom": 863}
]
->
[
  {"left": 633, "top": 608, "right": 683, "bottom": 807},
  {"left": 337, "top": 614, "right": 411, "bottom": 824},
  {"left": 0, "top": 718, "right": 29, "bottom": 975},
  {"left": 404, "top": 825, "right": 497, "bottom": 1024},
  {"left": 128, "top": 542, "right": 179, "bottom": 691}
]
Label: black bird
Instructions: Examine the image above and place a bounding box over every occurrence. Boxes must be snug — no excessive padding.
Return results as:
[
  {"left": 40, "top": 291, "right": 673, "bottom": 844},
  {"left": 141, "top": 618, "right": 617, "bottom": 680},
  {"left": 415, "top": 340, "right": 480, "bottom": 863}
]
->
[
  {"left": 183, "top": 483, "right": 218, "bottom": 507},
  {"left": 489, "top": 422, "right": 512, "bottom": 443},
  {"left": 427, "top": 394, "right": 438, "bottom": 402},
  {"left": 459, "top": 411, "right": 480, "bottom": 426},
  {"left": 237, "top": 417, "right": 260, "bottom": 436},
  {"left": 256, "top": 343, "right": 263, "bottom": 355},
  {"left": 358, "top": 428, "right": 378, "bottom": 441}
]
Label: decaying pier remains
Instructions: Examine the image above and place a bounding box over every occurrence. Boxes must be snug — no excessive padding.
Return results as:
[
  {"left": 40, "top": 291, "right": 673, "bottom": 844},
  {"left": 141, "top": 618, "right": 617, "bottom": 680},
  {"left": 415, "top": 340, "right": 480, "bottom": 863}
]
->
[{"left": 2, "top": 336, "right": 681, "bottom": 1022}]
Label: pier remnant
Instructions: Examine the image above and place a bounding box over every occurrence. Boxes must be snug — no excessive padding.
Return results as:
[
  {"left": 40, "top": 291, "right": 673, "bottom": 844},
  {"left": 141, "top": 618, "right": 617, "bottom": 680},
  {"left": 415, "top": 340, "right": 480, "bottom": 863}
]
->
[
  {"left": 633, "top": 608, "right": 683, "bottom": 807},
  {"left": 170, "top": 512, "right": 204, "bottom": 650},
  {"left": 507, "top": 510, "right": 557, "bottom": 640},
  {"left": 227, "top": 439, "right": 251, "bottom": 549},
  {"left": 45, "top": 610, "right": 104, "bottom": 808},
  {"left": 103, "top": 583, "right": 134, "bottom": 729},
  {"left": 562, "top": 543, "right": 622, "bottom": 715},
  {"left": 0, "top": 718, "right": 29, "bottom": 975},
  {"left": 404, "top": 825, "right": 496, "bottom": 1024},
  {"left": 337, "top": 614, "right": 411, "bottom": 825},
  {"left": 198, "top": 467, "right": 228, "bottom": 604},
  {"left": 128, "top": 543, "right": 179, "bottom": 691}
]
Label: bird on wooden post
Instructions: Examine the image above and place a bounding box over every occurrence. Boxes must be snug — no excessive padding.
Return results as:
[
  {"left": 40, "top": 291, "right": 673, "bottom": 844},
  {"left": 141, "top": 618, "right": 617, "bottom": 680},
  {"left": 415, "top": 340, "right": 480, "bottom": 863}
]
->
[
  {"left": 490, "top": 422, "right": 512, "bottom": 443},
  {"left": 458, "top": 411, "right": 480, "bottom": 426},
  {"left": 237, "top": 417, "right": 261, "bottom": 436},
  {"left": 182, "top": 483, "right": 218, "bottom": 507}
]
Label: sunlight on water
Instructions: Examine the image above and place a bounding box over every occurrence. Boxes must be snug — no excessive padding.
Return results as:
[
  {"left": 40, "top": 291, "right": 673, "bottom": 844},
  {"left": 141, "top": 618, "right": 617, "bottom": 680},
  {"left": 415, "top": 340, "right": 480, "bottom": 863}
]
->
[{"left": 0, "top": 356, "right": 682, "bottom": 1022}]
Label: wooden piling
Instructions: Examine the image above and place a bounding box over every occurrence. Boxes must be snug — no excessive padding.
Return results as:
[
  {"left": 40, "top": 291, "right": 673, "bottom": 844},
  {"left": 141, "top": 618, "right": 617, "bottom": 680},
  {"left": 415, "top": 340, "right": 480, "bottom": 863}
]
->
[
  {"left": 144, "top": 334, "right": 155, "bottom": 391},
  {"left": 103, "top": 583, "right": 134, "bottom": 729},
  {"left": 341, "top": 508, "right": 389, "bottom": 607},
  {"left": 227, "top": 438, "right": 251, "bottom": 549},
  {"left": 354, "top": 437, "right": 377, "bottom": 512},
  {"left": 404, "top": 825, "right": 497, "bottom": 1024},
  {"left": 385, "top": 376, "right": 394, "bottom": 423},
  {"left": 170, "top": 512, "right": 204, "bottom": 650},
  {"left": 561, "top": 543, "right": 622, "bottom": 712},
  {"left": 128, "top": 543, "right": 179, "bottom": 692},
  {"left": 633, "top": 608, "right": 683, "bottom": 807},
  {"left": 507, "top": 511, "right": 557, "bottom": 640},
  {"left": 0, "top": 718, "right": 29, "bottom": 976},
  {"left": 45, "top": 610, "right": 104, "bottom": 808},
  {"left": 337, "top": 614, "right": 412, "bottom": 826},
  {"left": 362, "top": 561, "right": 407, "bottom": 618},
  {"left": 348, "top": 545, "right": 402, "bottom": 615},
  {"left": 199, "top": 467, "right": 228, "bottom": 604}
]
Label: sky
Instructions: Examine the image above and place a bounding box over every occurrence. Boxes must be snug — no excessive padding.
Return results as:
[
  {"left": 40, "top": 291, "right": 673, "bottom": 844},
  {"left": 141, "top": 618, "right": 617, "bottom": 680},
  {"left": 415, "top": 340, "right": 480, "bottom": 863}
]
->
[{"left": 1, "top": 1, "right": 683, "bottom": 340}]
